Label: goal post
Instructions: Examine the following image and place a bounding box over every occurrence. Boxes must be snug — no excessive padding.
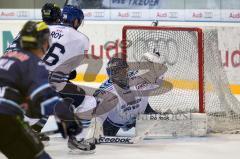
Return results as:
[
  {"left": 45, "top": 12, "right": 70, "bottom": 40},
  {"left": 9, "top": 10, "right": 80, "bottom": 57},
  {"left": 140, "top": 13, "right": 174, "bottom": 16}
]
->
[{"left": 122, "top": 25, "right": 240, "bottom": 135}]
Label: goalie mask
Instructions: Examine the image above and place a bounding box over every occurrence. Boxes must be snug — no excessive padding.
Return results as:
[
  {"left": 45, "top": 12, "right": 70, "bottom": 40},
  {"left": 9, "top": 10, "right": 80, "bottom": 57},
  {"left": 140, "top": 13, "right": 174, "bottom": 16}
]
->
[{"left": 106, "top": 57, "right": 129, "bottom": 89}]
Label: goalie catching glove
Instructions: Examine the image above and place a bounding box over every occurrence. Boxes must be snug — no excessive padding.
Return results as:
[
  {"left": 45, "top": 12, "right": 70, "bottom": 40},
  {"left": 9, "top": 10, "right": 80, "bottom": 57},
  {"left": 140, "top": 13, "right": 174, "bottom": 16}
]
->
[{"left": 141, "top": 50, "right": 161, "bottom": 64}]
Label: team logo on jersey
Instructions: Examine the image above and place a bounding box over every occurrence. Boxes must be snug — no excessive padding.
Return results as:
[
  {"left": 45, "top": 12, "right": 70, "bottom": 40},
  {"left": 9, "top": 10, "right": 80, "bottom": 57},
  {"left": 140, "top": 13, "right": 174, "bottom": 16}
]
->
[{"left": 4, "top": 51, "right": 29, "bottom": 62}]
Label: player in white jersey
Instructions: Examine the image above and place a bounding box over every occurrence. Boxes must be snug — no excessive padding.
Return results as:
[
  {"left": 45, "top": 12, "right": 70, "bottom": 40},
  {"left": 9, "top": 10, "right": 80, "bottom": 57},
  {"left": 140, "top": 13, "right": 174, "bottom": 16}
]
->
[
  {"left": 42, "top": 5, "right": 97, "bottom": 152},
  {"left": 43, "top": 6, "right": 88, "bottom": 92},
  {"left": 94, "top": 52, "right": 169, "bottom": 136}
]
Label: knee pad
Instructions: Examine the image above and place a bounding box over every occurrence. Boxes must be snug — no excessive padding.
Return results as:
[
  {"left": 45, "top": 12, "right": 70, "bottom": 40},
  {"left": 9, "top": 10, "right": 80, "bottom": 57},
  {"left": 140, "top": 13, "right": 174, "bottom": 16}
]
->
[{"left": 103, "top": 119, "right": 120, "bottom": 136}]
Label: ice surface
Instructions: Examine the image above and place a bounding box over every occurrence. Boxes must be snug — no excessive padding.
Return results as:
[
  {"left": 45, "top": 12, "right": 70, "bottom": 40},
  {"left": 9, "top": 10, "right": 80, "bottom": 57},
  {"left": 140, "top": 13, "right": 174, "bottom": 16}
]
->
[
  {"left": 1, "top": 134, "right": 240, "bottom": 159},
  {"left": 1, "top": 83, "right": 240, "bottom": 159}
]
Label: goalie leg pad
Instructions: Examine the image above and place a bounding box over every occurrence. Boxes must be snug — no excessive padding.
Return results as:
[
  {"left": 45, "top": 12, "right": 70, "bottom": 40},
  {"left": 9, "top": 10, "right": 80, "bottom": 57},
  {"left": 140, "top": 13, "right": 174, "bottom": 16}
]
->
[{"left": 103, "top": 118, "right": 120, "bottom": 136}]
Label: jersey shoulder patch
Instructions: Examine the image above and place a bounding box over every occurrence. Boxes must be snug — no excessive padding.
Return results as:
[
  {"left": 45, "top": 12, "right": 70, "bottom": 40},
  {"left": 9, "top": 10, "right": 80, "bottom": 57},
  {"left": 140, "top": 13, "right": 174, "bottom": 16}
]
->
[
  {"left": 3, "top": 51, "right": 29, "bottom": 62},
  {"left": 93, "top": 79, "right": 113, "bottom": 96}
]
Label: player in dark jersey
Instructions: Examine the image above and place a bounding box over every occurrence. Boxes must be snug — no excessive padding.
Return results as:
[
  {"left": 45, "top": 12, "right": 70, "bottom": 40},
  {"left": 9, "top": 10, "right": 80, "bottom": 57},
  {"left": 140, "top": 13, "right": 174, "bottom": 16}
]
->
[
  {"left": 0, "top": 21, "right": 82, "bottom": 159},
  {"left": 4, "top": 2, "right": 63, "bottom": 142}
]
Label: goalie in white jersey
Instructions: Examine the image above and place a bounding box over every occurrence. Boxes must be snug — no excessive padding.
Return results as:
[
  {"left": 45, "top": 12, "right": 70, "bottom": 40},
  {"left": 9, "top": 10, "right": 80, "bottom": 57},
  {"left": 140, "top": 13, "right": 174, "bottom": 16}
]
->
[{"left": 94, "top": 52, "right": 170, "bottom": 136}]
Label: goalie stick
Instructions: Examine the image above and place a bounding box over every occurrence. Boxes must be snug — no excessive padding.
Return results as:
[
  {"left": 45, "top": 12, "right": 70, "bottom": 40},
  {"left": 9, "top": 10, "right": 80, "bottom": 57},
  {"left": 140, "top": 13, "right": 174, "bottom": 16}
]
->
[
  {"left": 95, "top": 121, "right": 161, "bottom": 144},
  {"left": 96, "top": 136, "right": 134, "bottom": 144},
  {"left": 97, "top": 112, "right": 207, "bottom": 144},
  {"left": 129, "top": 20, "right": 161, "bottom": 144}
]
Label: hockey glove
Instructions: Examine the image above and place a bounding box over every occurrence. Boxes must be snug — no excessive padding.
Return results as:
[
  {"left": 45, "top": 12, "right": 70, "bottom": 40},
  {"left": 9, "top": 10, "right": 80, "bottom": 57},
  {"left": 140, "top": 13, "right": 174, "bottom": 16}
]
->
[
  {"left": 68, "top": 70, "right": 77, "bottom": 80},
  {"left": 142, "top": 51, "right": 161, "bottom": 64}
]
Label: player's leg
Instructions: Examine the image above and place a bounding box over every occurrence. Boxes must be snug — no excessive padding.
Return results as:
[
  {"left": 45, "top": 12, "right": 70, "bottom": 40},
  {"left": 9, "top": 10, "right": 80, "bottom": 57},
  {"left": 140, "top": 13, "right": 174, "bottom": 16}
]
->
[
  {"left": 144, "top": 103, "right": 158, "bottom": 114},
  {"left": 30, "top": 82, "right": 85, "bottom": 141},
  {"left": 102, "top": 118, "right": 120, "bottom": 136},
  {"left": 102, "top": 103, "right": 156, "bottom": 137},
  {"left": 67, "top": 121, "right": 96, "bottom": 153},
  {"left": 59, "top": 83, "right": 97, "bottom": 152},
  {"left": 0, "top": 114, "right": 51, "bottom": 159},
  {"left": 23, "top": 100, "right": 50, "bottom": 142},
  {"left": 30, "top": 116, "right": 50, "bottom": 142}
]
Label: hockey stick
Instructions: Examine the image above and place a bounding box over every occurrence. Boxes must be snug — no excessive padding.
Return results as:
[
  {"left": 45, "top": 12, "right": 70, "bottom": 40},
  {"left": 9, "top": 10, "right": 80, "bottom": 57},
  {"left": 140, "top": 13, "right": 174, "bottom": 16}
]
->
[
  {"left": 131, "top": 121, "right": 160, "bottom": 144},
  {"left": 129, "top": 20, "right": 161, "bottom": 144},
  {"left": 96, "top": 121, "right": 160, "bottom": 144},
  {"left": 97, "top": 136, "right": 134, "bottom": 144}
]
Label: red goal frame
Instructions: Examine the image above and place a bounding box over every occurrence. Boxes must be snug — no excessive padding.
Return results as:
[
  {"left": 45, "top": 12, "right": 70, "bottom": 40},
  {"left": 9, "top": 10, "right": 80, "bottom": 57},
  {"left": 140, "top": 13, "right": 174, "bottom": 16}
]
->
[{"left": 122, "top": 25, "right": 205, "bottom": 113}]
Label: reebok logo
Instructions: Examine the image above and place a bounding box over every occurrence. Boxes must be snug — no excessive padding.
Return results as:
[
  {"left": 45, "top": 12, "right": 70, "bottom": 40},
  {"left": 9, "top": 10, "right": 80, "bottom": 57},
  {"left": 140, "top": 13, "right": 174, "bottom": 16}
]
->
[{"left": 99, "top": 136, "right": 133, "bottom": 144}]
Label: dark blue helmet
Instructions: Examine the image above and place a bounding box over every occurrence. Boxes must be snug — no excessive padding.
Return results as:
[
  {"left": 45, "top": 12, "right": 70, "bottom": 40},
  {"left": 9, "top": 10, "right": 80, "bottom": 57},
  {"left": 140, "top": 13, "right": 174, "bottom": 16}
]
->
[
  {"left": 62, "top": 5, "right": 84, "bottom": 26},
  {"left": 41, "top": 3, "right": 62, "bottom": 24}
]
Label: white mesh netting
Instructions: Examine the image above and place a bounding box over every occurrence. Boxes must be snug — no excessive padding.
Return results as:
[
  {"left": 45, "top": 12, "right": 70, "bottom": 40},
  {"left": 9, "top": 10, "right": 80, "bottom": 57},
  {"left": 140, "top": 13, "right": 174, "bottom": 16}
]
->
[{"left": 123, "top": 25, "right": 240, "bottom": 133}]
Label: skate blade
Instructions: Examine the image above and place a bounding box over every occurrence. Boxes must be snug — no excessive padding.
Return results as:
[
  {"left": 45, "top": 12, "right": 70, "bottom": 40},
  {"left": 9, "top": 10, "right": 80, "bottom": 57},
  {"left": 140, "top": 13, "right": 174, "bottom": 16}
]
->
[{"left": 68, "top": 149, "right": 96, "bottom": 155}]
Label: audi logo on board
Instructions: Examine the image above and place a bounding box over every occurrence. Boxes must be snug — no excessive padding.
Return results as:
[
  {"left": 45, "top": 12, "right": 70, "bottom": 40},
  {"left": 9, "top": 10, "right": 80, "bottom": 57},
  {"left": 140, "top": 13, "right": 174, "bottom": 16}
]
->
[{"left": 94, "top": 11, "right": 105, "bottom": 17}]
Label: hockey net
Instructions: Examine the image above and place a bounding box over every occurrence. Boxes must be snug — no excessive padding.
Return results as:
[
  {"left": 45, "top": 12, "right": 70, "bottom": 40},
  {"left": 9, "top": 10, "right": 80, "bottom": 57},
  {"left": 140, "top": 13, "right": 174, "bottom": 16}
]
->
[{"left": 122, "top": 25, "right": 240, "bottom": 134}]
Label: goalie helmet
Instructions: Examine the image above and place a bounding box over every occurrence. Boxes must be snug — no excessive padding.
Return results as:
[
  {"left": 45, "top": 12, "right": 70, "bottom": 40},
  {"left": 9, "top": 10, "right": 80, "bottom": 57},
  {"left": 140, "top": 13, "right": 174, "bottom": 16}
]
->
[
  {"left": 41, "top": 3, "right": 62, "bottom": 24},
  {"left": 106, "top": 57, "right": 129, "bottom": 89},
  {"left": 20, "top": 21, "right": 51, "bottom": 51}
]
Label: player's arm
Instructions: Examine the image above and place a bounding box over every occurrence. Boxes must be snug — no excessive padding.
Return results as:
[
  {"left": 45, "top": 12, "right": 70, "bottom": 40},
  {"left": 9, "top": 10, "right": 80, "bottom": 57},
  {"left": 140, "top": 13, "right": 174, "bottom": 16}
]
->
[
  {"left": 139, "top": 51, "right": 168, "bottom": 85},
  {"left": 22, "top": 59, "right": 82, "bottom": 137},
  {"left": 70, "top": 85, "right": 119, "bottom": 132},
  {"left": 93, "top": 88, "right": 119, "bottom": 116}
]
